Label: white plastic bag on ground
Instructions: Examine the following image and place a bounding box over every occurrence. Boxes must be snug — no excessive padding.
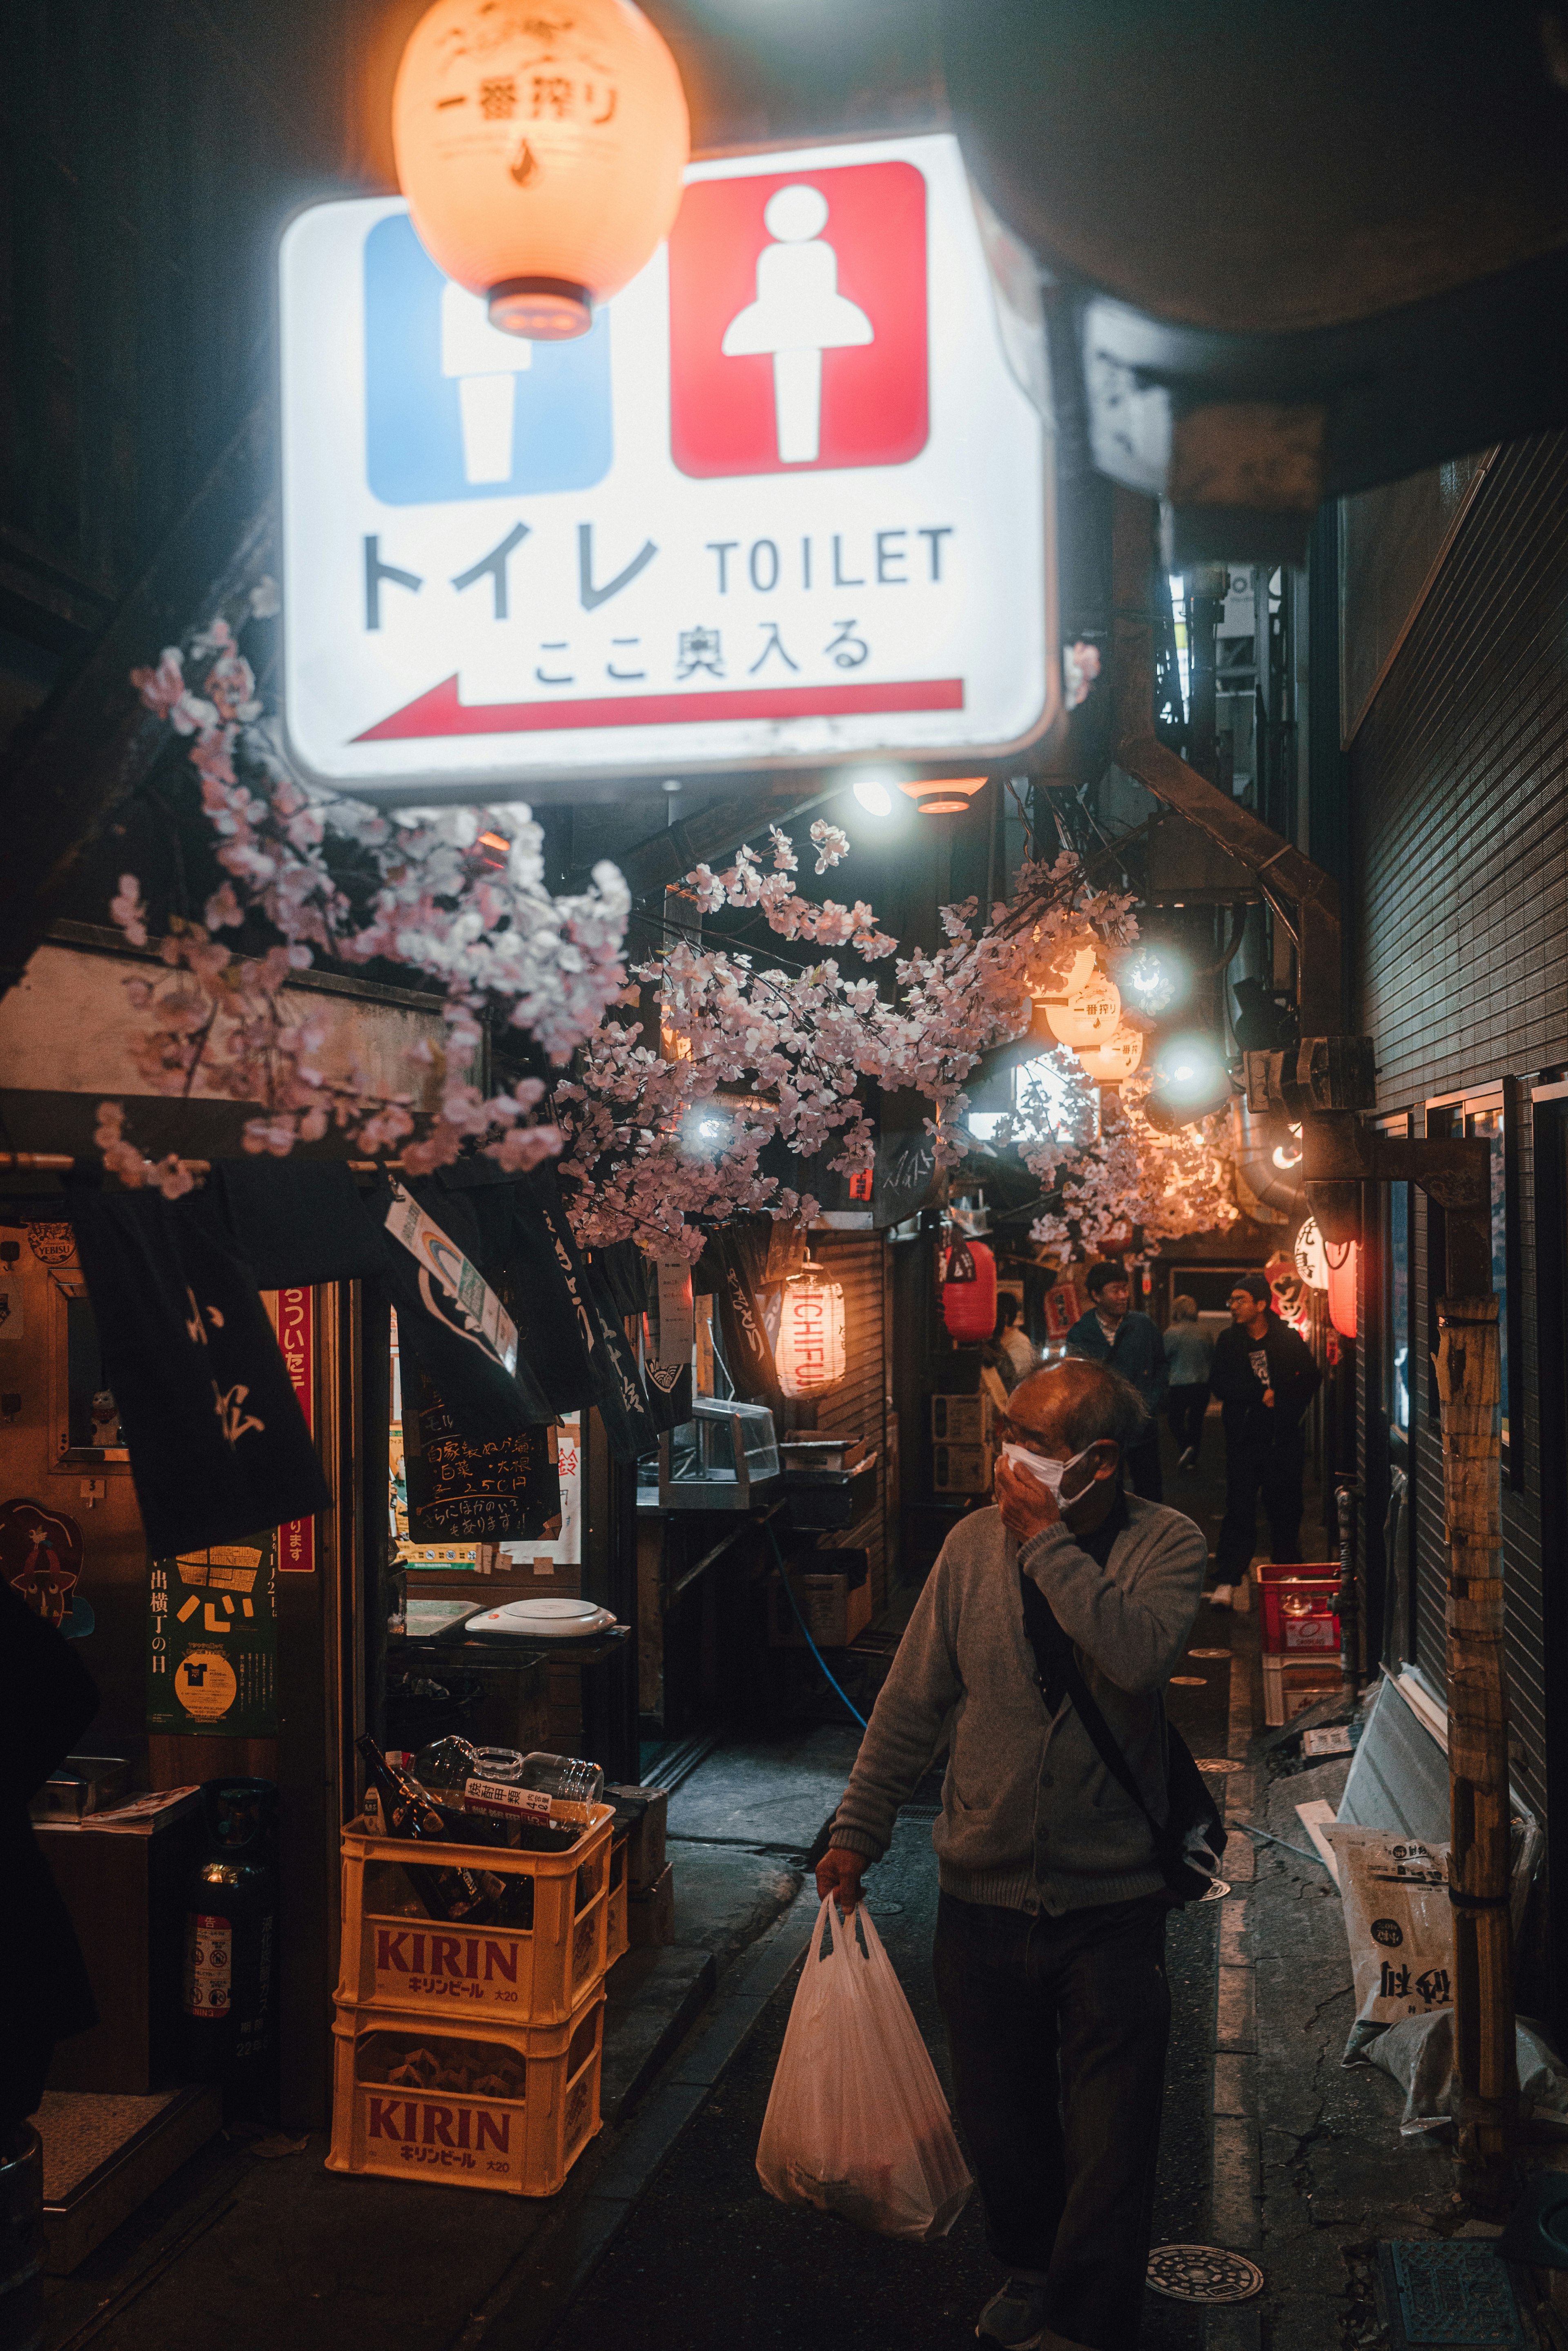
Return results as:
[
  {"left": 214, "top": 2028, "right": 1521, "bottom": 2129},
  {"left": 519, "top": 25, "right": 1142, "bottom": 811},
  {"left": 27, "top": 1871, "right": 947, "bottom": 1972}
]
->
[
  {"left": 1323, "top": 1826, "right": 1452, "bottom": 2062},
  {"left": 756, "top": 1897, "right": 971, "bottom": 2241},
  {"left": 1359, "top": 2009, "right": 1568, "bottom": 2137}
]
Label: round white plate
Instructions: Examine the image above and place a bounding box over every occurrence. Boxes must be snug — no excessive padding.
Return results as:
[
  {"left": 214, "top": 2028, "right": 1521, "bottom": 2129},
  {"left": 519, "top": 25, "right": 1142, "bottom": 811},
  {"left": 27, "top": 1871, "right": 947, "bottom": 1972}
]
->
[{"left": 466, "top": 1598, "right": 617, "bottom": 1638}]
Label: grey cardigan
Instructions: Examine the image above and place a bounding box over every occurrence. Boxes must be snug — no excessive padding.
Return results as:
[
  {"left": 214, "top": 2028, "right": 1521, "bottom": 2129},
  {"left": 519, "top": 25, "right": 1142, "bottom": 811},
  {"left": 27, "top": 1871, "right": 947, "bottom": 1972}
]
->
[{"left": 831, "top": 1497, "right": 1208, "bottom": 1914}]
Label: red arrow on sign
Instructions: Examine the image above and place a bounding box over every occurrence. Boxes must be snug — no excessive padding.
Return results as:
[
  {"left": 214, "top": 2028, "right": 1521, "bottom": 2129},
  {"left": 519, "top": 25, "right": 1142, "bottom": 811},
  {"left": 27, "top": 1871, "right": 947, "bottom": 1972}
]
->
[{"left": 353, "top": 673, "right": 964, "bottom": 742}]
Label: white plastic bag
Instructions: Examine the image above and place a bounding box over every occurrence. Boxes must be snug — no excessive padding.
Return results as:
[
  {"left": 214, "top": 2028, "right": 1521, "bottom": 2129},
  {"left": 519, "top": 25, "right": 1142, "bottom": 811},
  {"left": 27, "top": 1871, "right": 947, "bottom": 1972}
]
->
[{"left": 755, "top": 1898, "right": 971, "bottom": 2242}]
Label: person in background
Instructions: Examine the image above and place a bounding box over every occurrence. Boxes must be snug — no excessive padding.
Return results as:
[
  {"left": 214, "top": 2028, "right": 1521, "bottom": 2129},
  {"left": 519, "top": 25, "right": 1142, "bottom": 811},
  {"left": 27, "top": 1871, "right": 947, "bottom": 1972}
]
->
[
  {"left": 1065, "top": 1262, "right": 1167, "bottom": 1501},
  {"left": 1208, "top": 1270, "right": 1323, "bottom": 1608},
  {"left": 1163, "top": 1295, "right": 1214, "bottom": 1471},
  {"left": 998, "top": 1296, "right": 1038, "bottom": 1388}
]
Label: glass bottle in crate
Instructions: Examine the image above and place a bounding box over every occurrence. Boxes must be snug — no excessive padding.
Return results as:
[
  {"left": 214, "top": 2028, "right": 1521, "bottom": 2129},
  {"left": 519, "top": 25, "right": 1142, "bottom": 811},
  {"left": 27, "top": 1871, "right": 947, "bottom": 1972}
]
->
[{"left": 355, "top": 1735, "right": 503, "bottom": 1925}]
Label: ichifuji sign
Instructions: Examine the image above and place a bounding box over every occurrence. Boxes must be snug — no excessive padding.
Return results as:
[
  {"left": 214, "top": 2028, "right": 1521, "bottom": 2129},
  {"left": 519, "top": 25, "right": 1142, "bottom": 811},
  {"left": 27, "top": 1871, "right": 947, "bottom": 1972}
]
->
[{"left": 278, "top": 134, "right": 1057, "bottom": 802}]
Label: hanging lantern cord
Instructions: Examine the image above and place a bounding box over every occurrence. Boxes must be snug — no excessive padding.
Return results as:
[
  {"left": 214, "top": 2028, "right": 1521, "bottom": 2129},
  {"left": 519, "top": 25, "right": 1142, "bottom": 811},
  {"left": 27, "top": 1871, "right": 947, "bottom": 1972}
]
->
[{"left": 766, "top": 1518, "right": 869, "bottom": 1733}]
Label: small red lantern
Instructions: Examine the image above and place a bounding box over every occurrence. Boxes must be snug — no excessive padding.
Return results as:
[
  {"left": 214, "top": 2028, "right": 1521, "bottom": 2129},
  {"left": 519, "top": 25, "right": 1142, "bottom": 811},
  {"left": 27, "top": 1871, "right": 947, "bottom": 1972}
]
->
[
  {"left": 1325, "top": 1239, "right": 1358, "bottom": 1340},
  {"left": 942, "top": 1239, "right": 997, "bottom": 1343}
]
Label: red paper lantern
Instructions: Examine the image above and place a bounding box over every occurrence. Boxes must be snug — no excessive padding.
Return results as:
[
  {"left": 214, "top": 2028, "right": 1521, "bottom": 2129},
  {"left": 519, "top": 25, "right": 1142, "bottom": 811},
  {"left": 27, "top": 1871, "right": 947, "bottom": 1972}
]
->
[
  {"left": 1325, "top": 1239, "right": 1358, "bottom": 1340},
  {"left": 942, "top": 1240, "right": 997, "bottom": 1343}
]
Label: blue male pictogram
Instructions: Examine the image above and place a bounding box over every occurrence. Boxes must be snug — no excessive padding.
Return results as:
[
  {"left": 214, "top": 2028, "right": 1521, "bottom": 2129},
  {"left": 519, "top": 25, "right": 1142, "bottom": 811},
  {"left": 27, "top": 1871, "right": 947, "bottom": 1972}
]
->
[{"left": 363, "top": 214, "right": 612, "bottom": 506}]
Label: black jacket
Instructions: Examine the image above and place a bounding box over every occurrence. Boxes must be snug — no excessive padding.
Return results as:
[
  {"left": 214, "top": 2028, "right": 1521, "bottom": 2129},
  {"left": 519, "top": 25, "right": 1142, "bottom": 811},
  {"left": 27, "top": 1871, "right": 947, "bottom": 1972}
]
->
[{"left": 1209, "top": 1312, "right": 1321, "bottom": 1444}]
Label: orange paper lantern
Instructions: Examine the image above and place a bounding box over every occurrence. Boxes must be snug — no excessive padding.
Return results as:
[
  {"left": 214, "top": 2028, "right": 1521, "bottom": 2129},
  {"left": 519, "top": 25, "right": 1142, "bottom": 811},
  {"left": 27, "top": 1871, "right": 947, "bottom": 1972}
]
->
[
  {"left": 392, "top": 0, "right": 690, "bottom": 340},
  {"left": 1076, "top": 1022, "right": 1145, "bottom": 1084},
  {"left": 1325, "top": 1238, "right": 1358, "bottom": 1340}
]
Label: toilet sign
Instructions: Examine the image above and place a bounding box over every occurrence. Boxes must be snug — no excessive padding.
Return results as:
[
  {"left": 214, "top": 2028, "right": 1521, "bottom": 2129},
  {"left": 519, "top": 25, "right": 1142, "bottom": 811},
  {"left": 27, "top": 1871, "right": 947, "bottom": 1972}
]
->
[{"left": 278, "top": 133, "right": 1056, "bottom": 800}]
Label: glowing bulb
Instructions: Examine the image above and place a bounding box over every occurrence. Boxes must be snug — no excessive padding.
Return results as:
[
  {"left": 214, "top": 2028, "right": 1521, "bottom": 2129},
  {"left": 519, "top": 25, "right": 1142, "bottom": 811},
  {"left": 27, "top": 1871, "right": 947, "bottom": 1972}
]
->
[{"left": 853, "top": 777, "right": 894, "bottom": 818}]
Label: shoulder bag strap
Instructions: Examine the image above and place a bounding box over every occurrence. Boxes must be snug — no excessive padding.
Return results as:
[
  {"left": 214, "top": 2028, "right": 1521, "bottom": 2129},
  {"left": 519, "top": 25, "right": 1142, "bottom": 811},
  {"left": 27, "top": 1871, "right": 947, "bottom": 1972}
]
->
[{"left": 1018, "top": 1567, "right": 1166, "bottom": 1841}]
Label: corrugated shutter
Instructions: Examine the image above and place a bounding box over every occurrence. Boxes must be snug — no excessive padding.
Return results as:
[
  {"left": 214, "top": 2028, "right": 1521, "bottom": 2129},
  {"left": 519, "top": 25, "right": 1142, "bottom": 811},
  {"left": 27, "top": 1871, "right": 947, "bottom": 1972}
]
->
[
  {"left": 808, "top": 1234, "right": 888, "bottom": 1609},
  {"left": 1351, "top": 430, "right": 1568, "bottom": 1825}
]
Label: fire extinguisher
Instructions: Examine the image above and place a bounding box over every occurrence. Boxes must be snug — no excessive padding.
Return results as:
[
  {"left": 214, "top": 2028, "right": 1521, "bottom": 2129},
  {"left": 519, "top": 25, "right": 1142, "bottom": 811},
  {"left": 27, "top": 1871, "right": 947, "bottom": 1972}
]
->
[{"left": 182, "top": 1779, "right": 278, "bottom": 2117}]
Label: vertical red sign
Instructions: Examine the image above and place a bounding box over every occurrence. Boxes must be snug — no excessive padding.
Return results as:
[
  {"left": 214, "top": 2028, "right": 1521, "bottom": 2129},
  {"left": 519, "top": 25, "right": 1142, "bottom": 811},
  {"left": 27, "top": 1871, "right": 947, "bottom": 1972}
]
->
[{"left": 277, "top": 1286, "right": 316, "bottom": 1571}]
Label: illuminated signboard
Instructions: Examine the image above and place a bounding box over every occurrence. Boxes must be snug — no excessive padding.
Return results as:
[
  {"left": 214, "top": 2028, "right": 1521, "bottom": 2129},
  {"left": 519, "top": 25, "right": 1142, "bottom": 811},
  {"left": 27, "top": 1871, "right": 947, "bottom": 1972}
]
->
[{"left": 278, "top": 134, "right": 1057, "bottom": 801}]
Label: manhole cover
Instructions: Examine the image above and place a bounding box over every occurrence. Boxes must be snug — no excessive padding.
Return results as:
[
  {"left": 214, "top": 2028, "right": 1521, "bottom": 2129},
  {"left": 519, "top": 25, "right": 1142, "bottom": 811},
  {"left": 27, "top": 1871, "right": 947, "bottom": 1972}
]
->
[
  {"left": 1170, "top": 1674, "right": 1207, "bottom": 1685},
  {"left": 1389, "top": 2241, "right": 1522, "bottom": 2344},
  {"left": 1194, "top": 1757, "right": 1243, "bottom": 1772},
  {"left": 1199, "top": 1878, "right": 1231, "bottom": 1903},
  {"left": 1147, "top": 2246, "right": 1263, "bottom": 2304}
]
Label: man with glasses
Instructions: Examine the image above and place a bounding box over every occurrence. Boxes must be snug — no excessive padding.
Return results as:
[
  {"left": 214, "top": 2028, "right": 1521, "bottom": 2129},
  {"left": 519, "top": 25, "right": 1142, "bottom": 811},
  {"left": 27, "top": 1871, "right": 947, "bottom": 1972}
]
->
[{"left": 818, "top": 1357, "right": 1207, "bottom": 2351}]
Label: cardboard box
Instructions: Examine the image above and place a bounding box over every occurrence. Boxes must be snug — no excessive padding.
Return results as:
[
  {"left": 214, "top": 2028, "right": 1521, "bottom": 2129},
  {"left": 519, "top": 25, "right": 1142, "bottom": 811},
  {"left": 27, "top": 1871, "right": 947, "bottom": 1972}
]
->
[
  {"left": 627, "top": 1860, "right": 675, "bottom": 1948},
  {"left": 768, "top": 1568, "right": 873, "bottom": 1650},
  {"left": 930, "top": 1393, "right": 991, "bottom": 1445},
  {"left": 932, "top": 1441, "right": 993, "bottom": 1494},
  {"left": 604, "top": 1783, "right": 668, "bottom": 1894}
]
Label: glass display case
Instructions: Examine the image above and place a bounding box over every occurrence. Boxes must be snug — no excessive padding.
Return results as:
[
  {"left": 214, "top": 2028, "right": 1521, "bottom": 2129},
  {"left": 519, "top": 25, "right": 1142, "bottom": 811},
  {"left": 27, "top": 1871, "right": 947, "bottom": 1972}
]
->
[{"left": 657, "top": 1398, "right": 781, "bottom": 1512}]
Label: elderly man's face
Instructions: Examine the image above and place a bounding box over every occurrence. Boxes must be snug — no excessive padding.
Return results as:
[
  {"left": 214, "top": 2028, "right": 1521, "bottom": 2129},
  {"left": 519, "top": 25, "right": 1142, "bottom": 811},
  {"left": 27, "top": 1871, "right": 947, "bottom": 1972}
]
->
[{"left": 998, "top": 1364, "right": 1119, "bottom": 1507}]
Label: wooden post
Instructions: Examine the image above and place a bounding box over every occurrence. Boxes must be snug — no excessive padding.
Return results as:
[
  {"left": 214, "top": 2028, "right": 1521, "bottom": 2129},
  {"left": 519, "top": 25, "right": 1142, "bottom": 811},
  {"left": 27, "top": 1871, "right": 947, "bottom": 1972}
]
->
[{"left": 1434, "top": 1228, "right": 1517, "bottom": 2185}]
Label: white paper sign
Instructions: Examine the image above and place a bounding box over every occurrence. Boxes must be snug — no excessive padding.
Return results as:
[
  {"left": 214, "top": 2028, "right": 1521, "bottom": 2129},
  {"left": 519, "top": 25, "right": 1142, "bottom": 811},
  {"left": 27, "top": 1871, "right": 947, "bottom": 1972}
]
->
[{"left": 278, "top": 133, "right": 1056, "bottom": 799}]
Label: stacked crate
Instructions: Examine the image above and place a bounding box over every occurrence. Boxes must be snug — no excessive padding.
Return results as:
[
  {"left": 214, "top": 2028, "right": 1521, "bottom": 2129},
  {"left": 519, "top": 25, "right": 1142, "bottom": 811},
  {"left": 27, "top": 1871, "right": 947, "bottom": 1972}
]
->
[
  {"left": 1256, "top": 1560, "right": 1343, "bottom": 1726},
  {"left": 326, "top": 1801, "right": 615, "bottom": 2196},
  {"left": 930, "top": 1391, "right": 996, "bottom": 1494}
]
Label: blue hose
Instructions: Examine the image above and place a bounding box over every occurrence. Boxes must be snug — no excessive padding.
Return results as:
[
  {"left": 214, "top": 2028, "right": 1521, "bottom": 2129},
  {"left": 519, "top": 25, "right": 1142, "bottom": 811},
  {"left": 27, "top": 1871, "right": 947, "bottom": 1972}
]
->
[{"left": 766, "top": 1517, "right": 869, "bottom": 1732}]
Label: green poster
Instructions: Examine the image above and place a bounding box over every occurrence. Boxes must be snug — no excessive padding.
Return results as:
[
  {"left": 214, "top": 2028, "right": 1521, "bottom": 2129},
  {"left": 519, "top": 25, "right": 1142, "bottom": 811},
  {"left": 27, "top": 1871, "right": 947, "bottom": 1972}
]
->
[{"left": 147, "top": 1532, "right": 279, "bottom": 1736}]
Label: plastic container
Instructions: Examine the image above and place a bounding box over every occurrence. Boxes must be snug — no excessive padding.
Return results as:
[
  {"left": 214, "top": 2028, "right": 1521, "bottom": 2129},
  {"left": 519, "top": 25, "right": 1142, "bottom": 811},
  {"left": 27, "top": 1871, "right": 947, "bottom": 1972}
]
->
[
  {"left": 1256, "top": 1560, "right": 1341, "bottom": 1657},
  {"left": 325, "top": 1988, "right": 604, "bottom": 2197},
  {"left": 336, "top": 1804, "right": 613, "bottom": 2026}
]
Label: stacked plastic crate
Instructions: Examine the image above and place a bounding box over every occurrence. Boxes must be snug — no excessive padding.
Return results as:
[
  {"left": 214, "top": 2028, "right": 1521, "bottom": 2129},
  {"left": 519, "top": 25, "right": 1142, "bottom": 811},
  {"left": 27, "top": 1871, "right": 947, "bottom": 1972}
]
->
[
  {"left": 326, "top": 1800, "right": 615, "bottom": 2197},
  {"left": 1256, "top": 1558, "right": 1343, "bottom": 1726}
]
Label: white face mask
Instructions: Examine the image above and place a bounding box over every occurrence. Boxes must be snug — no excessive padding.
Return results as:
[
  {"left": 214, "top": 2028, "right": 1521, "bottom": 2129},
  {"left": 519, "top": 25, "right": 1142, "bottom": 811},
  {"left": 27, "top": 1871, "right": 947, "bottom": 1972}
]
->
[{"left": 1001, "top": 1441, "right": 1096, "bottom": 1495}]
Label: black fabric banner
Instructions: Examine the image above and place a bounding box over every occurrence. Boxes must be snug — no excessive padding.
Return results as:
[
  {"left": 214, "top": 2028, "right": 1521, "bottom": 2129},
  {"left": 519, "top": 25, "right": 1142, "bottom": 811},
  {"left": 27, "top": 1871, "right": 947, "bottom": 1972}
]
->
[
  {"left": 67, "top": 1186, "right": 330, "bottom": 1557},
  {"left": 703, "top": 1221, "right": 784, "bottom": 1412},
  {"left": 376, "top": 1180, "right": 555, "bottom": 1435},
  {"left": 211, "top": 1162, "right": 388, "bottom": 1288},
  {"left": 581, "top": 1257, "right": 659, "bottom": 1463}
]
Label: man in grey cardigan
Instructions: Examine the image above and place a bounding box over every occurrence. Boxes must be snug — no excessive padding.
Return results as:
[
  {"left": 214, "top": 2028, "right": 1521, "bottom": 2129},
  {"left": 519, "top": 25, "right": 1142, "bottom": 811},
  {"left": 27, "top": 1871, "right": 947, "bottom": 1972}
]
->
[{"left": 817, "top": 1358, "right": 1207, "bottom": 2351}]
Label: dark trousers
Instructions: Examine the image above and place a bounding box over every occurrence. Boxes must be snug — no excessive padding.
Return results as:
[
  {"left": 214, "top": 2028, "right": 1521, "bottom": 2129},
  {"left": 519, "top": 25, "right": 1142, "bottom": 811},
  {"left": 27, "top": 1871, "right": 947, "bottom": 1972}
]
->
[
  {"left": 1167, "top": 1384, "right": 1209, "bottom": 1460},
  {"left": 933, "top": 1891, "right": 1171, "bottom": 2351},
  {"left": 1215, "top": 1426, "right": 1305, "bottom": 1578},
  {"left": 1124, "top": 1431, "right": 1163, "bottom": 1504}
]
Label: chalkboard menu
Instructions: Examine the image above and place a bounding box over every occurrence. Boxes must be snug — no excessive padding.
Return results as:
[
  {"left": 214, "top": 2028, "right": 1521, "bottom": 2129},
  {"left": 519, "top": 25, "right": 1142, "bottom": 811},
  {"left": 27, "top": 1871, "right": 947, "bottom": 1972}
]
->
[{"left": 401, "top": 1364, "right": 561, "bottom": 1544}]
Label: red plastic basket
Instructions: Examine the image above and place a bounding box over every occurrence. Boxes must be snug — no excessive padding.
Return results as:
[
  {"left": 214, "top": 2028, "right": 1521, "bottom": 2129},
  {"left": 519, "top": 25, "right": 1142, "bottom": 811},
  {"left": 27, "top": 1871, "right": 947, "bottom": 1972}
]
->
[{"left": 1256, "top": 1560, "right": 1341, "bottom": 1658}]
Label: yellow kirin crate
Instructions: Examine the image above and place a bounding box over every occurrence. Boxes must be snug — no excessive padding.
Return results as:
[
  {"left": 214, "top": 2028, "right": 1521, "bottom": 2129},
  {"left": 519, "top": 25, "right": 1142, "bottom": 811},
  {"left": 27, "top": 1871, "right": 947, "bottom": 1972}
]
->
[
  {"left": 336, "top": 1803, "right": 613, "bottom": 2027},
  {"left": 326, "top": 1987, "right": 604, "bottom": 2197}
]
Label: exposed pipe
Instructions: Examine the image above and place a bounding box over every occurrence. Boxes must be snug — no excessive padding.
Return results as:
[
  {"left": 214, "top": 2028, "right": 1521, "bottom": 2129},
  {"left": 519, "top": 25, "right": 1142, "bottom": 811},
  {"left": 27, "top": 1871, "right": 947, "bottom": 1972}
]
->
[{"left": 1228, "top": 1102, "right": 1305, "bottom": 1215}]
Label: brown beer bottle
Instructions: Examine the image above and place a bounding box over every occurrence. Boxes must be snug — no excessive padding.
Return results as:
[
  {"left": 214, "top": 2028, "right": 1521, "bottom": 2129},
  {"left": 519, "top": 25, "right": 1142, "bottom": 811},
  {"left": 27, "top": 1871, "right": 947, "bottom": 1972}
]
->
[{"left": 354, "top": 1734, "right": 502, "bottom": 1925}]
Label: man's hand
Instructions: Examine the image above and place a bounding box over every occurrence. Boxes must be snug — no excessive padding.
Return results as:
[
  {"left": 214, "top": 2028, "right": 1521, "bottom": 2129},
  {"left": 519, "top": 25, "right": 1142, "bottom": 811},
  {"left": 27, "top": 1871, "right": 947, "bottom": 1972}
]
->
[
  {"left": 815, "top": 1847, "right": 866, "bottom": 1909},
  {"left": 995, "top": 1449, "right": 1060, "bottom": 1543}
]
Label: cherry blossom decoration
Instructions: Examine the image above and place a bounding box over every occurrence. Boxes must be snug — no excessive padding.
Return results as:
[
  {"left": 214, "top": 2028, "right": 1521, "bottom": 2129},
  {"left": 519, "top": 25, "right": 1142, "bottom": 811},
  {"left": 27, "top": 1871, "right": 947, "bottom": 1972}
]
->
[{"left": 105, "top": 596, "right": 629, "bottom": 1190}]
